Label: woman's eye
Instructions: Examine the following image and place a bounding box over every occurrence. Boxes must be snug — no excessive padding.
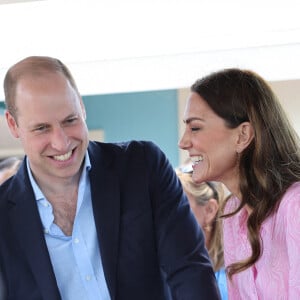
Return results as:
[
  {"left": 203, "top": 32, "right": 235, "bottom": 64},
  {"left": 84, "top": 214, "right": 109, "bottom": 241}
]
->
[{"left": 191, "top": 127, "right": 200, "bottom": 131}]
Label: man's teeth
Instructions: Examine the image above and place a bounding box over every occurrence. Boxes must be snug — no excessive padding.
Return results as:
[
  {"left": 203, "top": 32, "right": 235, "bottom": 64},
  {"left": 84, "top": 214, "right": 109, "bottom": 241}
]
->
[
  {"left": 191, "top": 156, "right": 203, "bottom": 164},
  {"left": 53, "top": 151, "right": 72, "bottom": 161}
]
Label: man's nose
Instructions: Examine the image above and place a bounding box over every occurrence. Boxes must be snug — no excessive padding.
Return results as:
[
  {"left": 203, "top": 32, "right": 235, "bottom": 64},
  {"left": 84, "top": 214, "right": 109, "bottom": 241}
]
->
[{"left": 51, "top": 127, "right": 70, "bottom": 151}]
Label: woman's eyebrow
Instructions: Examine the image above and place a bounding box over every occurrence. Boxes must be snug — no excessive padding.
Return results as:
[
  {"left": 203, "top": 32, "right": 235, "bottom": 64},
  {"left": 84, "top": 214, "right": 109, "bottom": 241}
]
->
[{"left": 184, "top": 117, "right": 204, "bottom": 124}]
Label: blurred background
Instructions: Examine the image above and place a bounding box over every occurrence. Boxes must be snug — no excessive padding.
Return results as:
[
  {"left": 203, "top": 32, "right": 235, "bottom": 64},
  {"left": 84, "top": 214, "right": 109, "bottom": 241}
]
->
[{"left": 0, "top": 0, "right": 300, "bottom": 166}]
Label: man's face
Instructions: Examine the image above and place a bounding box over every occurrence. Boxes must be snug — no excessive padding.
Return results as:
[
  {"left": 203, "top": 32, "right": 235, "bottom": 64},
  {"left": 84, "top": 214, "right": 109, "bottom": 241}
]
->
[{"left": 6, "top": 72, "right": 89, "bottom": 184}]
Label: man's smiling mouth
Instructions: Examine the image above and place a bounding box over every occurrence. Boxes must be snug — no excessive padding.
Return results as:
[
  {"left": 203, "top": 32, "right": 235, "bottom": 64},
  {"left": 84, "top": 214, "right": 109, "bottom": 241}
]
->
[{"left": 53, "top": 150, "right": 73, "bottom": 161}]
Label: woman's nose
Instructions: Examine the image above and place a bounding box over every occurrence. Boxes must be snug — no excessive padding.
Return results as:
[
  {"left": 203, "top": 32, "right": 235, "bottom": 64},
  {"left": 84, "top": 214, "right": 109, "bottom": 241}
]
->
[{"left": 178, "top": 130, "right": 191, "bottom": 150}]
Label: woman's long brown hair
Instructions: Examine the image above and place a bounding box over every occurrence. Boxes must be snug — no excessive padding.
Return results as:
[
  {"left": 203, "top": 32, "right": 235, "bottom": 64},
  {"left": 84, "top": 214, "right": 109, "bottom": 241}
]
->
[{"left": 191, "top": 68, "right": 300, "bottom": 278}]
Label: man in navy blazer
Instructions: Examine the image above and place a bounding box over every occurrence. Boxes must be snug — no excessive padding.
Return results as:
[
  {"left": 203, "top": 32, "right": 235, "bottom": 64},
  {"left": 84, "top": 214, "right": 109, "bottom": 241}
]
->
[{"left": 0, "top": 56, "right": 220, "bottom": 300}]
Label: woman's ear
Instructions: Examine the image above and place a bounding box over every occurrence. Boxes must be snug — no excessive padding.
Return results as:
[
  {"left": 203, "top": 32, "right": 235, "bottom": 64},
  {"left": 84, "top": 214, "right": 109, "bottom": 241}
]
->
[
  {"left": 236, "top": 122, "right": 254, "bottom": 153},
  {"left": 5, "top": 110, "right": 20, "bottom": 138}
]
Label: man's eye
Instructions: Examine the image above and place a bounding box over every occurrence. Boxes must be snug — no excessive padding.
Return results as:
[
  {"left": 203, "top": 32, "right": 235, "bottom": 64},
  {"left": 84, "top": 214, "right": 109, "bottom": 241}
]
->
[
  {"left": 34, "top": 126, "right": 47, "bottom": 132},
  {"left": 66, "top": 117, "right": 77, "bottom": 124},
  {"left": 191, "top": 127, "right": 200, "bottom": 131}
]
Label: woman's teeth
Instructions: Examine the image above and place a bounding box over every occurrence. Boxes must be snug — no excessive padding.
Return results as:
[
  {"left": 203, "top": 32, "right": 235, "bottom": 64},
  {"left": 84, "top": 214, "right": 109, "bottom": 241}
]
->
[
  {"left": 53, "top": 151, "right": 72, "bottom": 161},
  {"left": 191, "top": 155, "right": 203, "bottom": 164}
]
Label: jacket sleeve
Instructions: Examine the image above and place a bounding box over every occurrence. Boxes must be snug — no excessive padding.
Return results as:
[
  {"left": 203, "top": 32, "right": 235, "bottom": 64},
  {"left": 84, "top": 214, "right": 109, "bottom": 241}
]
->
[
  {"left": 0, "top": 270, "right": 6, "bottom": 300},
  {"left": 144, "top": 141, "right": 221, "bottom": 300}
]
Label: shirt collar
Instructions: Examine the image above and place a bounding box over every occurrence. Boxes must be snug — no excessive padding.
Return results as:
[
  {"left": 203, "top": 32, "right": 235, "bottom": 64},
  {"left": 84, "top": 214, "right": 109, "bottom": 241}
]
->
[{"left": 26, "top": 151, "right": 91, "bottom": 202}]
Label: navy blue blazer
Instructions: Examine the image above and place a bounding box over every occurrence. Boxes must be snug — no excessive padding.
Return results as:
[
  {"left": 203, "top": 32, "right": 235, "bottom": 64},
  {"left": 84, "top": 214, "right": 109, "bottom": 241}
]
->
[{"left": 0, "top": 141, "right": 220, "bottom": 300}]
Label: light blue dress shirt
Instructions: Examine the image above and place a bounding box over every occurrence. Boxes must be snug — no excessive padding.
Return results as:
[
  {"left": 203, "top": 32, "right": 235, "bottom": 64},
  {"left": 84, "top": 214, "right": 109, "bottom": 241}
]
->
[{"left": 27, "top": 154, "right": 111, "bottom": 300}]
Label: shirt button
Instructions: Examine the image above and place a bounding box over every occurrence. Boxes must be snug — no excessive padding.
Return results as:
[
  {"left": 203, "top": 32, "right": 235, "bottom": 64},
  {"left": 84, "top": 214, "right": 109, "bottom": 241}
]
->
[
  {"left": 74, "top": 238, "right": 80, "bottom": 244},
  {"left": 86, "top": 275, "right": 91, "bottom": 281}
]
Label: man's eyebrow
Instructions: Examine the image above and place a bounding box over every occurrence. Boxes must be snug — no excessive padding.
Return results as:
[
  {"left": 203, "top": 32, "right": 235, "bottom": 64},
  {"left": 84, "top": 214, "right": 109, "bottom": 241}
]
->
[
  {"left": 183, "top": 117, "right": 204, "bottom": 124},
  {"left": 30, "top": 122, "right": 48, "bottom": 129},
  {"left": 64, "top": 113, "right": 78, "bottom": 120}
]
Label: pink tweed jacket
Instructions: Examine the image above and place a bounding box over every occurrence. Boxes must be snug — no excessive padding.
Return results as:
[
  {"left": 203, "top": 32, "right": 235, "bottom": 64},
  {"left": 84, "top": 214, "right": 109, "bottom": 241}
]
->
[{"left": 223, "top": 182, "right": 300, "bottom": 299}]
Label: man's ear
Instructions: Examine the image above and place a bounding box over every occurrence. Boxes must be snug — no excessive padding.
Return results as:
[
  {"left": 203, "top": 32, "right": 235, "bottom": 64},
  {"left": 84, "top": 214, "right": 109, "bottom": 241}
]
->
[
  {"left": 236, "top": 122, "right": 254, "bottom": 153},
  {"left": 80, "top": 98, "right": 87, "bottom": 120},
  {"left": 5, "top": 110, "right": 20, "bottom": 138}
]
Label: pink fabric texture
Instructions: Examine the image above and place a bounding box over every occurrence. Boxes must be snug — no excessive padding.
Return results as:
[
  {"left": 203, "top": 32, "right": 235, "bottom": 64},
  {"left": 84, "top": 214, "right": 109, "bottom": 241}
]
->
[{"left": 223, "top": 182, "right": 300, "bottom": 299}]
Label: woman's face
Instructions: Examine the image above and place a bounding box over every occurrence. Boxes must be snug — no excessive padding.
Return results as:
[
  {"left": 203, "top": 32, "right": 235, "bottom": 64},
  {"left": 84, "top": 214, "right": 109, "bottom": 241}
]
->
[{"left": 179, "top": 92, "right": 241, "bottom": 189}]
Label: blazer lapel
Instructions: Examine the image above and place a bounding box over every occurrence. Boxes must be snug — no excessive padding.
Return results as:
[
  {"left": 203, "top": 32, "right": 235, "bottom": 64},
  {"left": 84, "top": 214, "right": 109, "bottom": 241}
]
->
[
  {"left": 8, "top": 163, "right": 61, "bottom": 300},
  {"left": 88, "top": 142, "right": 120, "bottom": 300}
]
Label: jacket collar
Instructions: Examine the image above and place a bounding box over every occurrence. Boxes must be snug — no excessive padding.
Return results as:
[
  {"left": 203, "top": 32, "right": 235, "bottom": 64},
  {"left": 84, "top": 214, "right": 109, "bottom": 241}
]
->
[
  {"left": 8, "top": 142, "right": 121, "bottom": 300},
  {"left": 8, "top": 160, "right": 61, "bottom": 299},
  {"left": 88, "top": 141, "right": 120, "bottom": 300}
]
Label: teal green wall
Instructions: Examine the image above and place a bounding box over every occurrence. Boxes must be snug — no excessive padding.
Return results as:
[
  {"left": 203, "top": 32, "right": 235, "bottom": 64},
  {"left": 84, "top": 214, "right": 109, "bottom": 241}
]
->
[
  {"left": 0, "top": 89, "right": 179, "bottom": 166},
  {"left": 83, "top": 89, "right": 179, "bottom": 167},
  {"left": 0, "top": 102, "right": 5, "bottom": 114}
]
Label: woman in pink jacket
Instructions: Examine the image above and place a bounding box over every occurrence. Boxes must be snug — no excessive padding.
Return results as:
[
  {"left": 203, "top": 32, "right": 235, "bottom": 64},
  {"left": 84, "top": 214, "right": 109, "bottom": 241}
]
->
[{"left": 179, "top": 68, "right": 300, "bottom": 299}]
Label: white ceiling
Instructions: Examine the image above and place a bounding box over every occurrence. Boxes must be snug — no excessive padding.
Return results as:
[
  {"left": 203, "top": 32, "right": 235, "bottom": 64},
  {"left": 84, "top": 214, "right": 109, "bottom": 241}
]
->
[
  {"left": 0, "top": 0, "right": 300, "bottom": 99},
  {"left": 0, "top": 0, "right": 42, "bottom": 4}
]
